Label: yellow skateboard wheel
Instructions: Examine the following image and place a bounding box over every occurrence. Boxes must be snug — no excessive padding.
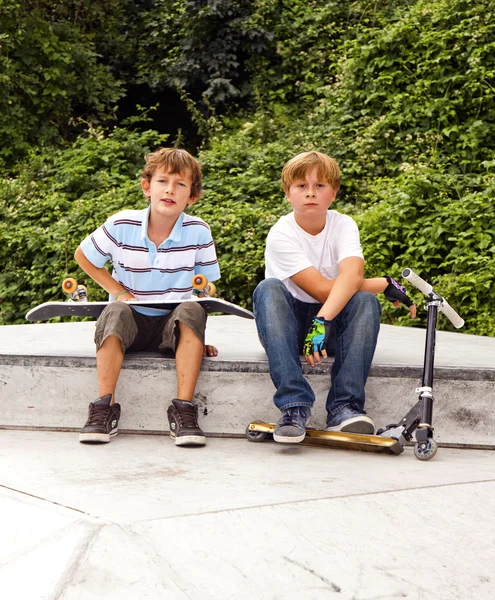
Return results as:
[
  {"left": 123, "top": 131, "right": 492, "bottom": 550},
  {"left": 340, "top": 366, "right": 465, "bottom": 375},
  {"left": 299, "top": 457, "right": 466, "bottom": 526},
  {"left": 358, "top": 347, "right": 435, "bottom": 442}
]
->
[
  {"left": 192, "top": 274, "right": 216, "bottom": 297},
  {"left": 192, "top": 274, "right": 208, "bottom": 290},
  {"left": 62, "top": 278, "right": 78, "bottom": 293}
]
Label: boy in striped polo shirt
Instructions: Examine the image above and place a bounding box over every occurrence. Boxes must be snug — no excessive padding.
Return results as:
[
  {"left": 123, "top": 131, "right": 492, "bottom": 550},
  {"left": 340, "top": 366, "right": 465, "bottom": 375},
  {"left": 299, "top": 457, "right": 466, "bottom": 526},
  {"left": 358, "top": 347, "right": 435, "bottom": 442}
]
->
[{"left": 75, "top": 148, "right": 220, "bottom": 447}]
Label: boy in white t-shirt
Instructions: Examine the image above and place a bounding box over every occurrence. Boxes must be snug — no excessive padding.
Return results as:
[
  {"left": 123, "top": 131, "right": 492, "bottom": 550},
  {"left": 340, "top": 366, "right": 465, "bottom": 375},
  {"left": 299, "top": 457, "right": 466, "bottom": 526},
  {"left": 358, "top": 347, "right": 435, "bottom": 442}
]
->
[{"left": 253, "top": 151, "right": 414, "bottom": 443}]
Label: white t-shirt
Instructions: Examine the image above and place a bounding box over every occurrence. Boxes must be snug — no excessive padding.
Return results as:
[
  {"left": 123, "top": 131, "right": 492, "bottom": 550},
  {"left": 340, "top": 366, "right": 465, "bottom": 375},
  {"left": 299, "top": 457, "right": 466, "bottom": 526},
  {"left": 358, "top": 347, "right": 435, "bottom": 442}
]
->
[{"left": 265, "top": 211, "right": 364, "bottom": 303}]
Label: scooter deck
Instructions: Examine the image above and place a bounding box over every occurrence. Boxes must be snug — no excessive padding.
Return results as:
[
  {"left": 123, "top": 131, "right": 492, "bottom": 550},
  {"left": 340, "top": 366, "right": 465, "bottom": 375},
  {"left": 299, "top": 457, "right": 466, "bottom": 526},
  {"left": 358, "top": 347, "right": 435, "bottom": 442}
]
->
[{"left": 247, "top": 422, "right": 404, "bottom": 455}]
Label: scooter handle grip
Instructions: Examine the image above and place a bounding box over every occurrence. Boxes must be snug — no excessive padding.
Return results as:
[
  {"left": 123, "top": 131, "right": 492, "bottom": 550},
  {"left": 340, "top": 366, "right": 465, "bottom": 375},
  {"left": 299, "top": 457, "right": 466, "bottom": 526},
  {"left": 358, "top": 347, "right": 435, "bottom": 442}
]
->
[
  {"left": 402, "top": 268, "right": 433, "bottom": 295},
  {"left": 439, "top": 298, "right": 465, "bottom": 329},
  {"left": 402, "top": 268, "right": 464, "bottom": 329}
]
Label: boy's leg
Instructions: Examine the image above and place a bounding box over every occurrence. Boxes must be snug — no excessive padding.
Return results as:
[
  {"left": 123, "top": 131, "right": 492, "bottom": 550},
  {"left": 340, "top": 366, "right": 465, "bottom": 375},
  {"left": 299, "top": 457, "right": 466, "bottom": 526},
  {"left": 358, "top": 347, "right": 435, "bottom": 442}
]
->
[
  {"left": 80, "top": 302, "right": 138, "bottom": 443},
  {"left": 175, "top": 320, "right": 204, "bottom": 401},
  {"left": 325, "top": 291, "right": 381, "bottom": 433},
  {"left": 160, "top": 302, "right": 208, "bottom": 446},
  {"left": 96, "top": 336, "right": 124, "bottom": 400},
  {"left": 253, "top": 278, "right": 315, "bottom": 443}
]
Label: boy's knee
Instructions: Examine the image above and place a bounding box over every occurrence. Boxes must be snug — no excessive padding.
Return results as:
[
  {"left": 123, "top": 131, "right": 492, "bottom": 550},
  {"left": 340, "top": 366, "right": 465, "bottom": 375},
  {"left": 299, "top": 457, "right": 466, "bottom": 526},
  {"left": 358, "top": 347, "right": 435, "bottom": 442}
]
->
[
  {"left": 175, "top": 301, "right": 206, "bottom": 329},
  {"left": 349, "top": 291, "right": 382, "bottom": 319},
  {"left": 253, "top": 278, "right": 287, "bottom": 306},
  {"left": 94, "top": 302, "right": 137, "bottom": 352},
  {"left": 166, "top": 302, "right": 206, "bottom": 348}
]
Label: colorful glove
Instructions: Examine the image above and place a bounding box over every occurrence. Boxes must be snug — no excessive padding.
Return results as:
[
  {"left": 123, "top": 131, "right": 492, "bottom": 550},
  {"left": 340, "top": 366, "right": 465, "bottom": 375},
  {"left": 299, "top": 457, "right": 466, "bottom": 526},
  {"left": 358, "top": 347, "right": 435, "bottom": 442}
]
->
[
  {"left": 383, "top": 276, "right": 414, "bottom": 308},
  {"left": 303, "top": 317, "right": 332, "bottom": 355}
]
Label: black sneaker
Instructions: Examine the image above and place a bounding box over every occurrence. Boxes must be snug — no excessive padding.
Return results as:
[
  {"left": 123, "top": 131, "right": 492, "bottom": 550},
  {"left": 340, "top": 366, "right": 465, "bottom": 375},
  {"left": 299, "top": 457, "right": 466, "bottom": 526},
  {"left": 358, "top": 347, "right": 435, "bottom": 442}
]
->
[
  {"left": 167, "top": 399, "right": 206, "bottom": 446},
  {"left": 273, "top": 406, "right": 311, "bottom": 444},
  {"left": 79, "top": 394, "right": 121, "bottom": 443}
]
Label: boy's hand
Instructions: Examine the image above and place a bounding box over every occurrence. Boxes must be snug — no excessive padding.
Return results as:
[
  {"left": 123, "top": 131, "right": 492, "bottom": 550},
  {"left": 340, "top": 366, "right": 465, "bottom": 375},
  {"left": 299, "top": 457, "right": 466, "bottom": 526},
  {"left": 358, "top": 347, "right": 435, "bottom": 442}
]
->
[
  {"left": 303, "top": 317, "right": 332, "bottom": 366},
  {"left": 115, "top": 291, "right": 136, "bottom": 302},
  {"left": 383, "top": 276, "right": 416, "bottom": 318},
  {"left": 204, "top": 345, "right": 218, "bottom": 357}
]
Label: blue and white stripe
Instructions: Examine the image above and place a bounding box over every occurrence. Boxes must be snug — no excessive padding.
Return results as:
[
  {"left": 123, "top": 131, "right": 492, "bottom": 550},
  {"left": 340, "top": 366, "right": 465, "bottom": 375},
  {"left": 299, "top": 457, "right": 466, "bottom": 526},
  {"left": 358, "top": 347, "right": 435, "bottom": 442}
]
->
[{"left": 80, "top": 207, "right": 220, "bottom": 316}]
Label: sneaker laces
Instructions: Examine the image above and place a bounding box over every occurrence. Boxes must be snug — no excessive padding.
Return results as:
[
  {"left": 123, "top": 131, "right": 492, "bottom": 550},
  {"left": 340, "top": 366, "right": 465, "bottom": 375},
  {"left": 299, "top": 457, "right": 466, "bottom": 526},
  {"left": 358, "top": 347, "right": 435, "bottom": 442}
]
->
[
  {"left": 86, "top": 404, "right": 110, "bottom": 426},
  {"left": 280, "top": 407, "right": 306, "bottom": 426},
  {"left": 177, "top": 404, "right": 199, "bottom": 428}
]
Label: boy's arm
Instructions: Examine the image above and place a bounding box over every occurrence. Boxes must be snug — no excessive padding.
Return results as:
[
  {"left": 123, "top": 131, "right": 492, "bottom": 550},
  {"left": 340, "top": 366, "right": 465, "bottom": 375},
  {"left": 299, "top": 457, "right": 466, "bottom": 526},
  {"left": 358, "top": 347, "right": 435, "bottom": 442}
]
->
[
  {"left": 74, "top": 247, "right": 135, "bottom": 301},
  {"left": 292, "top": 257, "right": 364, "bottom": 321},
  {"left": 290, "top": 266, "right": 415, "bottom": 316}
]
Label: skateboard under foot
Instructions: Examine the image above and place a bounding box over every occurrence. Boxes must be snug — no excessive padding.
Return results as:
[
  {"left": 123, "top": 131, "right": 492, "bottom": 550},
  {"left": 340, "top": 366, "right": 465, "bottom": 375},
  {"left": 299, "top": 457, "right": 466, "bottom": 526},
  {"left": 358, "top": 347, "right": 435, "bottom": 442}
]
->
[{"left": 245, "top": 421, "right": 404, "bottom": 455}]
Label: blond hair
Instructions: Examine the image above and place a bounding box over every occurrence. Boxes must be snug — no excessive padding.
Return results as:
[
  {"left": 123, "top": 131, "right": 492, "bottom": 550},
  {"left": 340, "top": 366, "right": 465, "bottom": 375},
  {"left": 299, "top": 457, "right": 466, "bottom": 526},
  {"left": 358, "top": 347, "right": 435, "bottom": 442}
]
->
[
  {"left": 141, "top": 148, "right": 203, "bottom": 198},
  {"left": 281, "top": 151, "right": 341, "bottom": 192}
]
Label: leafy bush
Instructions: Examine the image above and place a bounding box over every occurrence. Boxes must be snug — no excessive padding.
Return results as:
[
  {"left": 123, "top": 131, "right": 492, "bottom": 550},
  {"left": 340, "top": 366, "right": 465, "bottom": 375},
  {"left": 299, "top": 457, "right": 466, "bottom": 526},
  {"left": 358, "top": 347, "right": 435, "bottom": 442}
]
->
[
  {"left": 0, "top": 1, "right": 128, "bottom": 165},
  {"left": 355, "top": 168, "right": 495, "bottom": 334}
]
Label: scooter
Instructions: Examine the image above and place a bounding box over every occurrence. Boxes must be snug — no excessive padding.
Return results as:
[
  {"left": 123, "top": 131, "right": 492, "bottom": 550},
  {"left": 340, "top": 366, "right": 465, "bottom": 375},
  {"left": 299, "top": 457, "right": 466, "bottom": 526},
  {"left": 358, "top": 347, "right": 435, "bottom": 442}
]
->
[{"left": 246, "top": 268, "right": 464, "bottom": 461}]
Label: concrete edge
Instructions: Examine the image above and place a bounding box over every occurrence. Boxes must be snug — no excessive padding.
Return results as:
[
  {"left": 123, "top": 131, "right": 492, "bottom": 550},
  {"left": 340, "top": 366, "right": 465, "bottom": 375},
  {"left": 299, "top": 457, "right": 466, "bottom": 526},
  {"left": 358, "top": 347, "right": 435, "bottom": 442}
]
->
[{"left": 1, "top": 353, "right": 494, "bottom": 381}]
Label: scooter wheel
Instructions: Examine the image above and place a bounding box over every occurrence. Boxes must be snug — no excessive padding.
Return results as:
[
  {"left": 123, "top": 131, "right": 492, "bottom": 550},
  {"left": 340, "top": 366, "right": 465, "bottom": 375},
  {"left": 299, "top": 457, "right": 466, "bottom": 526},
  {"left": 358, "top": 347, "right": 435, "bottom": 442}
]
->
[
  {"left": 245, "top": 422, "right": 268, "bottom": 443},
  {"left": 414, "top": 438, "right": 438, "bottom": 461}
]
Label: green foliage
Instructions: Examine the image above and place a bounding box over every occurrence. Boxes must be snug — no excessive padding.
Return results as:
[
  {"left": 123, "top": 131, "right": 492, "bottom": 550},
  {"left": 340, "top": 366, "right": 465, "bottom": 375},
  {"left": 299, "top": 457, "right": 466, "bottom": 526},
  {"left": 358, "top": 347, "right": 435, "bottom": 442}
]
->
[
  {"left": 137, "top": 0, "right": 275, "bottom": 108},
  {"left": 326, "top": 0, "right": 495, "bottom": 178},
  {"left": 355, "top": 168, "right": 495, "bottom": 334},
  {"left": 0, "top": 0, "right": 126, "bottom": 165}
]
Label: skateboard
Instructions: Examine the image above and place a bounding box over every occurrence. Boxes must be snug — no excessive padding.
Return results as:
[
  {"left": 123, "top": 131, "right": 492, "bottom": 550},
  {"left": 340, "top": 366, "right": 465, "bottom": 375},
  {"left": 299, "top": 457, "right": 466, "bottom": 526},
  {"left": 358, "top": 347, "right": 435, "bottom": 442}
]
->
[
  {"left": 246, "top": 422, "right": 404, "bottom": 455},
  {"left": 26, "top": 275, "right": 254, "bottom": 321}
]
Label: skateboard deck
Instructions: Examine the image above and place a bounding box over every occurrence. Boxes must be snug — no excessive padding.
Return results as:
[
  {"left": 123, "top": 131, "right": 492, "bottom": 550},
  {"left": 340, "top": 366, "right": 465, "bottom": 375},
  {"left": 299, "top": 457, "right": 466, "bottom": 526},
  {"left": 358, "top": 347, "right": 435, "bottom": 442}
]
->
[
  {"left": 246, "top": 421, "right": 404, "bottom": 455},
  {"left": 26, "top": 297, "right": 254, "bottom": 321}
]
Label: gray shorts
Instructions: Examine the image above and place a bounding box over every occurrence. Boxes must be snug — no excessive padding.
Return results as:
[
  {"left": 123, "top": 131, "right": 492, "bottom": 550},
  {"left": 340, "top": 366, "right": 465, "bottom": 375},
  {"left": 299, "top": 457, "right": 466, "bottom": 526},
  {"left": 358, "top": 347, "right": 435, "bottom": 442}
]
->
[{"left": 94, "top": 302, "right": 207, "bottom": 354}]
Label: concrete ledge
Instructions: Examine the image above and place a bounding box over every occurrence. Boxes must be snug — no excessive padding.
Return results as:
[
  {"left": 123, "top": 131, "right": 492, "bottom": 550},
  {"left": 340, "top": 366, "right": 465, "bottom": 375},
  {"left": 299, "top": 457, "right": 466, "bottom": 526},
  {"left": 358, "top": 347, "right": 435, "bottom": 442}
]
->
[{"left": 1, "top": 318, "right": 494, "bottom": 447}]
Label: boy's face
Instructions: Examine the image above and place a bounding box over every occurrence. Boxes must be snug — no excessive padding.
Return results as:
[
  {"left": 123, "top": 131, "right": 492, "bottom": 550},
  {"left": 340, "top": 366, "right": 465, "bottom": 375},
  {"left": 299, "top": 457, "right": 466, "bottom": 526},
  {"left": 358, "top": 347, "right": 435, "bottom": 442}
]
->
[
  {"left": 285, "top": 167, "right": 338, "bottom": 218},
  {"left": 141, "top": 168, "right": 197, "bottom": 220}
]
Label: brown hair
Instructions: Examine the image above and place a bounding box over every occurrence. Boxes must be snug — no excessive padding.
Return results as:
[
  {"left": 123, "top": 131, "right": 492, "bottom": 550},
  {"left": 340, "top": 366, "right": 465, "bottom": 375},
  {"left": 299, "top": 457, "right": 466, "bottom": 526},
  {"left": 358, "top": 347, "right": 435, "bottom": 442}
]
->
[
  {"left": 281, "top": 151, "right": 341, "bottom": 193},
  {"left": 141, "top": 148, "right": 203, "bottom": 198}
]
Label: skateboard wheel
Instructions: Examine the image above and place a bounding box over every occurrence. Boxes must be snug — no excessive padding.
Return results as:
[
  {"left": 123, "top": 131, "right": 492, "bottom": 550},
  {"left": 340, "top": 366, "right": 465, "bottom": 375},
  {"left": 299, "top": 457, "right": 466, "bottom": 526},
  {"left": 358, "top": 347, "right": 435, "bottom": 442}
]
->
[
  {"left": 192, "top": 274, "right": 208, "bottom": 290},
  {"left": 62, "top": 278, "right": 78, "bottom": 293},
  {"left": 245, "top": 422, "right": 268, "bottom": 443},
  {"left": 206, "top": 282, "right": 216, "bottom": 297},
  {"left": 414, "top": 438, "right": 438, "bottom": 461}
]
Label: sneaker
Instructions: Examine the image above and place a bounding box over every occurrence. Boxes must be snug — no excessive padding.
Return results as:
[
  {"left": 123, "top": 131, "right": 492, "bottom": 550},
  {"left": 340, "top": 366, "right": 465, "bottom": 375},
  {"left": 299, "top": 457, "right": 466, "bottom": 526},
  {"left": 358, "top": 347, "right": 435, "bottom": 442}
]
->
[
  {"left": 79, "top": 394, "right": 121, "bottom": 443},
  {"left": 167, "top": 399, "right": 206, "bottom": 446},
  {"left": 273, "top": 406, "right": 311, "bottom": 444},
  {"left": 326, "top": 408, "right": 374, "bottom": 434}
]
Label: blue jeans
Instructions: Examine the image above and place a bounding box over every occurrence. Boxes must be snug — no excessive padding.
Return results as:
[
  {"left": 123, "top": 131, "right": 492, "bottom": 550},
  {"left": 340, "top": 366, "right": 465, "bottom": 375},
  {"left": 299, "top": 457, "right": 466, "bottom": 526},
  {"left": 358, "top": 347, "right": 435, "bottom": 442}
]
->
[{"left": 253, "top": 278, "right": 381, "bottom": 424}]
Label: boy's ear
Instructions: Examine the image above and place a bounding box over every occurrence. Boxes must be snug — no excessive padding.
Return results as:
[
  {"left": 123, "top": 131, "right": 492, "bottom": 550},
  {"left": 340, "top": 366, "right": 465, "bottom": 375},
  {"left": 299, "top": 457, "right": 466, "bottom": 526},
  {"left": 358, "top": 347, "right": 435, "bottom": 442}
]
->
[
  {"left": 187, "top": 194, "right": 200, "bottom": 206},
  {"left": 141, "top": 179, "right": 150, "bottom": 197}
]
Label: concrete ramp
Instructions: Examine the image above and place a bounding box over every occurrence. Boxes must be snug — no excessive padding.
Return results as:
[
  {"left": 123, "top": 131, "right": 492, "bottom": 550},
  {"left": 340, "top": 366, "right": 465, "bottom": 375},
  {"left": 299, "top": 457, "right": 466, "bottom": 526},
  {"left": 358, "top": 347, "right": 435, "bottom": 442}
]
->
[
  {"left": 2, "top": 432, "right": 494, "bottom": 599},
  {"left": 1, "top": 318, "right": 494, "bottom": 447}
]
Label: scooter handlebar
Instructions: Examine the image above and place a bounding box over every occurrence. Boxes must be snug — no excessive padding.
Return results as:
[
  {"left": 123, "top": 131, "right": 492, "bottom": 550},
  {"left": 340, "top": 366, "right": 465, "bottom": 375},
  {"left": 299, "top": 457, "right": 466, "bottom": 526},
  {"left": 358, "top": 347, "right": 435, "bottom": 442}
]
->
[
  {"left": 402, "top": 268, "right": 464, "bottom": 329},
  {"left": 439, "top": 298, "right": 465, "bottom": 329},
  {"left": 402, "top": 268, "right": 433, "bottom": 295}
]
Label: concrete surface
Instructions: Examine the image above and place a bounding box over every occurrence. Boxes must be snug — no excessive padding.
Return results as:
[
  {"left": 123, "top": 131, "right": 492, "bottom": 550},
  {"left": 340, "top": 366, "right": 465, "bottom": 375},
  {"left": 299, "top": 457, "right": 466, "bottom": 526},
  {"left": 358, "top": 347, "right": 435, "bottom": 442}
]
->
[
  {"left": 1, "top": 430, "right": 494, "bottom": 599},
  {"left": 2, "top": 317, "right": 495, "bottom": 369},
  {"left": 1, "top": 318, "right": 494, "bottom": 446}
]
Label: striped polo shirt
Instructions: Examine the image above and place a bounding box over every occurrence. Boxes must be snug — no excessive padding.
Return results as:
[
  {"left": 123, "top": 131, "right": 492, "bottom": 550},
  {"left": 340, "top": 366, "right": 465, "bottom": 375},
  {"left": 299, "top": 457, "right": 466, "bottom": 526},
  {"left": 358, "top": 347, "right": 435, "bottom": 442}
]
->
[{"left": 80, "top": 206, "right": 220, "bottom": 316}]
